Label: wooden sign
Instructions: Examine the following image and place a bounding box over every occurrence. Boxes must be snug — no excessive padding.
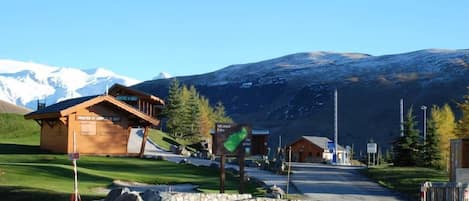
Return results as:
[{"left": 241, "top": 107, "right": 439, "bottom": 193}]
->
[
  {"left": 212, "top": 123, "right": 251, "bottom": 156},
  {"left": 68, "top": 152, "right": 80, "bottom": 160}
]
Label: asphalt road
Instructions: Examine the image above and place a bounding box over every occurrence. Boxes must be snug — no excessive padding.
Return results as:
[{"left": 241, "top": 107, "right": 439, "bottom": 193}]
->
[{"left": 290, "top": 163, "right": 407, "bottom": 201}]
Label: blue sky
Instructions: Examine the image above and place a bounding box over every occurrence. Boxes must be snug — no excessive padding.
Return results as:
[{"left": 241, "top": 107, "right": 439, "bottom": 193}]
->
[{"left": 1, "top": 1, "right": 468, "bottom": 80}]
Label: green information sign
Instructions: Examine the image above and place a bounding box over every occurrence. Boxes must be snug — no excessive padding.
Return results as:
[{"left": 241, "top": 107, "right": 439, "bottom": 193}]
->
[
  {"left": 213, "top": 123, "right": 251, "bottom": 156},
  {"left": 223, "top": 127, "right": 248, "bottom": 152}
]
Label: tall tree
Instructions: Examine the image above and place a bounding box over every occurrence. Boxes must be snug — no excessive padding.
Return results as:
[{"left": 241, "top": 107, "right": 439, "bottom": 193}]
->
[
  {"left": 422, "top": 118, "right": 442, "bottom": 168},
  {"left": 431, "top": 104, "right": 456, "bottom": 169},
  {"left": 198, "top": 97, "right": 214, "bottom": 140},
  {"left": 164, "top": 79, "right": 184, "bottom": 138},
  {"left": 163, "top": 79, "right": 233, "bottom": 143},
  {"left": 186, "top": 85, "right": 201, "bottom": 140},
  {"left": 213, "top": 101, "right": 232, "bottom": 123},
  {"left": 178, "top": 85, "right": 193, "bottom": 139},
  {"left": 393, "top": 107, "right": 421, "bottom": 166},
  {"left": 457, "top": 92, "right": 469, "bottom": 138}
]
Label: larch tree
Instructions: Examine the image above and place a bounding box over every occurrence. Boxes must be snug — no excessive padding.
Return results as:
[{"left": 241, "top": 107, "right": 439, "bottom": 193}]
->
[
  {"left": 457, "top": 92, "right": 469, "bottom": 138},
  {"left": 431, "top": 104, "right": 456, "bottom": 170}
]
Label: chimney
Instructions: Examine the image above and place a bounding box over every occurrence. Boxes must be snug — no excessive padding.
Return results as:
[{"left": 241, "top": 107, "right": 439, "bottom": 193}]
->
[{"left": 37, "top": 99, "right": 46, "bottom": 110}]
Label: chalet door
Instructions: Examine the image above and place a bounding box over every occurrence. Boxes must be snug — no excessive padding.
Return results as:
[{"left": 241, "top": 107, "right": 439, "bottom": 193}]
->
[
  {"left": 299, "top": 151, "right": 304, "bottom": 162},
  {"left": 127, "top": 128, "right": 144, "bottom": 153}
]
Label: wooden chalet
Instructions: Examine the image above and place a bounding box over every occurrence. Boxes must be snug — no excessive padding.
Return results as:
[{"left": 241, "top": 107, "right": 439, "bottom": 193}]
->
[
  {"left": 24, "top": 85, "right": 164, "bottom": 156},
  {"left": 288, "top": 136, "right": 345, "bottom": 163}
]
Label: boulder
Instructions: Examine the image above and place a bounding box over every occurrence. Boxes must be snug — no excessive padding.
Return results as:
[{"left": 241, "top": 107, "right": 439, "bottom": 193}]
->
[
  {"left": 105, "top": 187, "right": 130, "bottom": 201},
  {"left": 141, "top": 189, "right": 160, "bottom": 201},
  {"left": 114, "top": 192, "right": 143, "bottom": 201},
  {"left": 178, "top": 158, "right": 188, "bottom": 164},
  {"left": 267, "top": 185, "right": 285, "bottom": 199}
]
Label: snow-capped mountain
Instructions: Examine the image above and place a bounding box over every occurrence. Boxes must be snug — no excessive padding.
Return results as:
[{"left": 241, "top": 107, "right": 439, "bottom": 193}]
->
[
  {"left": 153, "top": 72, "right": 172, "bottom": 80},
  {"left": 190, "top": 49, "right": 469, "bottom": 86},
  {"left": 132, "top": 48, "right": 469, "bottom": 151},
  {"left": 0, "top": 60, "right": 140, "bottom": 109}
]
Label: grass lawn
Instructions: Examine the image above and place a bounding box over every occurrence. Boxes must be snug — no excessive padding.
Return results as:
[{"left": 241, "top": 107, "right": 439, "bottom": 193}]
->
[
  {"left": 147, "top": 129, "right": 196, "bottom": 152},
  {"left": 361, "top": 164, "right": 448, "bottom": 200},
  {"left": 0, "top": 114, "right": 264, "bottom": 201}
]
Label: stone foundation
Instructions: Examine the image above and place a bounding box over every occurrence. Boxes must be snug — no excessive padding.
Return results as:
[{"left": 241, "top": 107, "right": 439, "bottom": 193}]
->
[{"left": 159, "top": 192, "right": 285, "bottom": 201}]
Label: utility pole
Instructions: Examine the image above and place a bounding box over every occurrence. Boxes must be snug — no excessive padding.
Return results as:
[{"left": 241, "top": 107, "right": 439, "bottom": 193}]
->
[
  {"left": 334, "top": 89, "right": 338, "bottom": 164},
  {"left": 400, "top": 99, "right": 404, "bottom": 137},
  {"left": 286, "top": 146, "right": 292, "bottom": 199},
  {"left": 421, "top": 105, "right": 427, "bottom": 143}
]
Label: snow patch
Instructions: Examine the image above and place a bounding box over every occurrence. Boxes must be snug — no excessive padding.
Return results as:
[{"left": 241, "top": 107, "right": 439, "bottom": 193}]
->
[{"left": 0, "top": 59, "right": 140, "bottom": 109}]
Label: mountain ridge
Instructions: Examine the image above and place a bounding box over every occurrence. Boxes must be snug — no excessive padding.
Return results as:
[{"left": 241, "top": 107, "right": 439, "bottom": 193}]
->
[
  {"left": 0, "top": 99, "right": 31, "bottom": 114},
  {"left": 132, "top": 48, "right": 469, "bottom": 151}
]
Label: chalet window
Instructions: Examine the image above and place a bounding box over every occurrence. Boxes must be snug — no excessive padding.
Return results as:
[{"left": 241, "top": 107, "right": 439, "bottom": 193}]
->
[{"left": 116, "top": 95, "right": 138, "bottom": 101}]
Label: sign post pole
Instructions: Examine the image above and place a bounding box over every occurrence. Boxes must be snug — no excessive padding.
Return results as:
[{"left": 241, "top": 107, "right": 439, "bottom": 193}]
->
[
  {"left": 286, "top": 146, "right": 292, "bottom": 199},
  {"left": 239, "top": 150, "right": 245, "bottom": 194},
  {"left": 220, "top": 154, "right": 225, "bottom": 193},
  {"left": 72, "top": 130, "right": 79, "bottom": 201}
]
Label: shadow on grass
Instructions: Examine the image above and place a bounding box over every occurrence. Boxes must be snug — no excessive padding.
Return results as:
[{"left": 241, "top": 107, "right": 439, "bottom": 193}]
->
[
  {"left": 162, "top": 137, "right": 180, "bottom": 146},
  {"left": 0, "top": 186, "right": 101, "bottom": 201},
  {"left": 0, "top": 144, "right": 47, "bottom": 154}
]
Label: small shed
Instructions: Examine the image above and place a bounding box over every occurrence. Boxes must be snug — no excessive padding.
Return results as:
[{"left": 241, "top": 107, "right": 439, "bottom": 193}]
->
[
  {"left": 288, "top": 136, "right": 345, "bottom": 163},
  {"left": 24, "top": 95, "right": 161, "bottom": 156}
]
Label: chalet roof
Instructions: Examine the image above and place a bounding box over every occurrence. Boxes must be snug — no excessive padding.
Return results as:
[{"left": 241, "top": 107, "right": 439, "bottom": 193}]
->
[
  {"left": 24, "top": 95, "right": 159, "bottom": 126},
  {"left": 299, "top": 136, "right": 345, "bottom": 151},
  {"left": 109, "top": 83, "right": 165, "bottom": 105},
  {"left": 27, "top": 95, "right": 99, "bottom": 116}
]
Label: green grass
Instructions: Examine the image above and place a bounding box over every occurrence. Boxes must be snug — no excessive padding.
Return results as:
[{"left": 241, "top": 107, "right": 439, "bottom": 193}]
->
[
  {"left": 0, "top": 114, "right": 264, "bottom": 200},
  {"left": 0, "top": 113, "right": 39, "bottom": 145},
  {"left": 147, "top": 129, "right": 196, "bottom": 152},
  {"left": 361, "top": 165, "right": 448, "bottom": 200}
]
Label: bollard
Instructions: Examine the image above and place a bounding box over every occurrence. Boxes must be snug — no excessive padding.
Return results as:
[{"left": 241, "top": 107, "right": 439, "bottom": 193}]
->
[
  {"left": 420, "top": 182, "right": 428, "bottom": 201},
  {"left": 70, "top": 193, "right": 81, "bottom": 201},
  {"left": 464, "top": 186, "right": 469, "bottom": 201}
]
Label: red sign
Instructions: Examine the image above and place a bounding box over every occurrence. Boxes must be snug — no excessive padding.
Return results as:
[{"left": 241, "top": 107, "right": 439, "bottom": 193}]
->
[{"left": 68, "top": 152, "right": 80, "bottom": 160}]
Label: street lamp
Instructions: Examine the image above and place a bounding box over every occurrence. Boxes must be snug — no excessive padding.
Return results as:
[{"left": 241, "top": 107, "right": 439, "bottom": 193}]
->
[{"left": 421, "top": 105, "right": 427, "bottom": 143}]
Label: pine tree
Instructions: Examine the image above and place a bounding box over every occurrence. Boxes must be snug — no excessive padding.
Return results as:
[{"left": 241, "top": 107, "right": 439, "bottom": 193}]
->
[
  {"left": 213, "top": 101, "right": 232, "bottom": 123},
  {"left": 178, "top": 85, "right": 193, "bottom": 139},
  {"left": 163, "top": 79, "right": 233, "bottom": 144},
  {"left": 164, "top": 79, "right": 184, "bottom": 138},
  {"left": 422, "top": 118, "right": 442, "bottom": 168},
  {"left": 431, "top": 104, "right": 456, "bottom": 170},
  {"left": 186, "top": 86, "right": 201, "bottom": 141},
  {"left": 457, "top": 93, "right": 469, "bottom": 138},
  {"left": 393, "top": 107, "right": 421, "bottom": 166}
]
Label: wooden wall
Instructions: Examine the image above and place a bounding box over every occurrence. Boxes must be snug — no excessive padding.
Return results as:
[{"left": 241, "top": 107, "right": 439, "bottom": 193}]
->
[
  {"left": 67, "top": 102, "right": 130, "bottom": 154},
  {"left": 290, "top": 138, "right": 324, "bottom": 163},
  {"left": 40, "top": 118, "right": 69, "bottom": 153}
]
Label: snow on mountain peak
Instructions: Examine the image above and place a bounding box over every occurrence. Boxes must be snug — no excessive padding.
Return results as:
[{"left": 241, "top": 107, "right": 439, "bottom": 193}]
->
[
  {"left": 202, "top": 49, "right": 469, "bottom": 86},
  {"left": 153, "top": 72, "right": 172, "bottom": 80},
  {"left": 84, "top": 68, "right": 117, "bottom": 77},
  {"left": 0, "top": 59, "right": 140, "bottom": 109}
]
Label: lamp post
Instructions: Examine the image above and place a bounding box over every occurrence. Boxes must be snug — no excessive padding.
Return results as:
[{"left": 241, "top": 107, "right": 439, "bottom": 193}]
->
[{"left": 421, "top": 105, "right": 427, "bottom": 143}]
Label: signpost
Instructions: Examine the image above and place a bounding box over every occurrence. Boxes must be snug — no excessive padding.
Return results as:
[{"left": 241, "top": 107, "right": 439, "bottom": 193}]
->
[
  {"left": 70, "top": 130, "right": 80, "bottom": 201},
  {"left": 367, "top": 143, "right": 377, "bottom": 166},
  {"left": 213, "top": 123, "right": 252, "bottom": 193}
]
